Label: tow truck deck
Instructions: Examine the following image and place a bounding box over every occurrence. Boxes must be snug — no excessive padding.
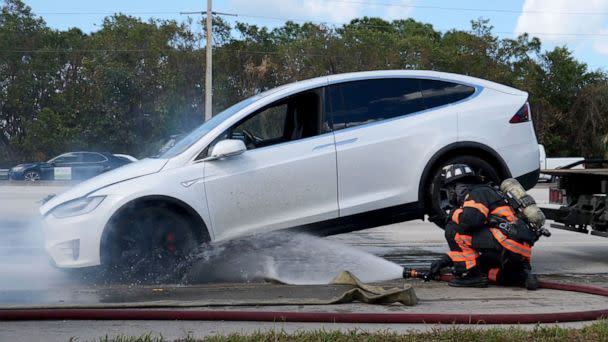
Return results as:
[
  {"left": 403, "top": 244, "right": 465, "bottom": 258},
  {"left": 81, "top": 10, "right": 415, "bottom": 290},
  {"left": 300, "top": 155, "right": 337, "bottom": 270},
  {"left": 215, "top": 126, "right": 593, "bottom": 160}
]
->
[{"left": 540, "top": 161, "right": 608, "bottom": 238}]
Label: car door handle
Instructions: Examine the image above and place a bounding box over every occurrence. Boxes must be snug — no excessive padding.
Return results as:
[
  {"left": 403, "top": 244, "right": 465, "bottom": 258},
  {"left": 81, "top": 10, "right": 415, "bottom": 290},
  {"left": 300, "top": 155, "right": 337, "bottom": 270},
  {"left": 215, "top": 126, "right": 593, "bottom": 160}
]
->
[
  {"left": 335, "top": 138, "right": 358, "bottom": 146},
  {"left": 313, "top": 143, "right": 334, "bottom": 151},
  {"left": 313, "top": 138, "right": 358, "bottom": 151}
]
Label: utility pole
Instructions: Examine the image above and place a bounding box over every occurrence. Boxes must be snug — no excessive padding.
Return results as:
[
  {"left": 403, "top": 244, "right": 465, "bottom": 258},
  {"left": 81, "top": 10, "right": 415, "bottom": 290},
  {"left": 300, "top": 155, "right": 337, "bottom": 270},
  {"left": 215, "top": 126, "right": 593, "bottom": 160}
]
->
[
  {"left": 180, "top": 7, "right": 237, "bottom": 121},
  {"left": 205, "top": 0, "right": 213, "bottom": 121}
]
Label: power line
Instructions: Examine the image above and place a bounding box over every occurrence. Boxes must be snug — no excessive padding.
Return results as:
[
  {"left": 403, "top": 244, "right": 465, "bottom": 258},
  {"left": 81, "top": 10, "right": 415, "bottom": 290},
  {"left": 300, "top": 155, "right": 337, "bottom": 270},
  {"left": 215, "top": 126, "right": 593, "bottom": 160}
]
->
[
  {"left": 34, "top": 3, "right": 608, "bottom": 16},
  {"left": 179, "top": 11, "right": 237, "bottom": 17},
  {"left": 26, "top": 9, "right": 608, "bottom": 38},
  {"left": 323, "top": 0, "right": 608, "bottom": 16},
  {"left": 216, "top": 12, "right": 608, "bottom": 38},
  {"left": 33, "top": 11, "right": 180, "bottom": 15}
]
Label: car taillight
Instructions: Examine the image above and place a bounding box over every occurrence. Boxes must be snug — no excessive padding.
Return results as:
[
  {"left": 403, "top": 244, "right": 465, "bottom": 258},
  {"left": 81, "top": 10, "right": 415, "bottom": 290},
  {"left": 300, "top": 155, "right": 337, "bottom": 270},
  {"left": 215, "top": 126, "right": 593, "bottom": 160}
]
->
[{"left": 510, "top": 102, "right": 530, "bottom": 124}]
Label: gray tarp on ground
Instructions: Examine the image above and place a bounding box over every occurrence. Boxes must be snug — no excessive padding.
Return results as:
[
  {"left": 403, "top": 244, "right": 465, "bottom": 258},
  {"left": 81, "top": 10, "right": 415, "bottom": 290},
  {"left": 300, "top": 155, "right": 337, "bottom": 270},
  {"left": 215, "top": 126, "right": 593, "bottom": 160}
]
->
[
  {"left": 0, "top": 271, "right": 417, "bottom": 309},
  {"left": 314, "top": 270, "right": 417, "bottom": 306}
]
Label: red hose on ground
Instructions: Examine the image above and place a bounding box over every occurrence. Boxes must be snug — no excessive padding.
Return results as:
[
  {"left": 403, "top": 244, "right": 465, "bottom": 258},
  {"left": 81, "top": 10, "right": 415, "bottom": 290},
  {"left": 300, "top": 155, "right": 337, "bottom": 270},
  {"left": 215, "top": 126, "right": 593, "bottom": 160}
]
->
[{"left": 1, "top": 279, "right": 607, "bottom": 324}]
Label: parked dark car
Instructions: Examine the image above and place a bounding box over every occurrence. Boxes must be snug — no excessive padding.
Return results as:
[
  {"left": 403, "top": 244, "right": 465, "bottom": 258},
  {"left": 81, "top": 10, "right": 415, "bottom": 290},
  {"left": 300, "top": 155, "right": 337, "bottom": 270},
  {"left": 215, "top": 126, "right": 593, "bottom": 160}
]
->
[{"left": 8, "top": 152, "right": 133, "bottom": 181}]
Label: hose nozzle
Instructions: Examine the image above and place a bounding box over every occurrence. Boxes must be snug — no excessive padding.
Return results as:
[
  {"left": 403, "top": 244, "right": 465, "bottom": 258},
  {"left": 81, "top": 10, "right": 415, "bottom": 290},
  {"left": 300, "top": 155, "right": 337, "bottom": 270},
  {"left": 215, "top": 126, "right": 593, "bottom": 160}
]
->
[
  {"left": 403, "top": 267, "right": 421, "bottom": 279},
  {"left": 403, "top": 267, "right": 435, "bottom": 281}
]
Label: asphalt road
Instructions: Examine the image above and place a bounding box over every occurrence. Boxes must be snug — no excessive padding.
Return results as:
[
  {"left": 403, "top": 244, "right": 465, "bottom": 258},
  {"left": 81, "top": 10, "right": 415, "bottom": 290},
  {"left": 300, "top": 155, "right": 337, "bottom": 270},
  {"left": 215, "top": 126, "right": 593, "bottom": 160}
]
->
[{"left": 0, "top": 183, "right": 607, "bottom": 340}]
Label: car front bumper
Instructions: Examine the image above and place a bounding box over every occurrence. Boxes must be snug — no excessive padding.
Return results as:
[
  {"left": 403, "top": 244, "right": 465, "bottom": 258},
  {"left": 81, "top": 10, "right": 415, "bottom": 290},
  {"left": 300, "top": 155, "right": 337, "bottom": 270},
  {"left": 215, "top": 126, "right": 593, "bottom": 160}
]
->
[
  {"left": 7, "top": 170, "right": 23, "bottom": 180},
  {"left": 42, "top": 200, "right": 114, "bottom": 268}
]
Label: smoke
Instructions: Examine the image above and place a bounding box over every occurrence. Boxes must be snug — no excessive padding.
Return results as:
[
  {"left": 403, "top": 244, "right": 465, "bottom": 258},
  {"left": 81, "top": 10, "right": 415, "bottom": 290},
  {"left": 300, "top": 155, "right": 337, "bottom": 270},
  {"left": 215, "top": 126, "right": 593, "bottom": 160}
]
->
[
  {"left": 0, "top": 215, "right": 407, "bottom": 302},
  {"left": 181, "top": 232, "right": 405, "bottom": 285},
  {"left": 0, "top": 184, "right": 407, "bottom": 291},
  {"left": 0, "top": 216, "right": 71, "bottom": 291}
]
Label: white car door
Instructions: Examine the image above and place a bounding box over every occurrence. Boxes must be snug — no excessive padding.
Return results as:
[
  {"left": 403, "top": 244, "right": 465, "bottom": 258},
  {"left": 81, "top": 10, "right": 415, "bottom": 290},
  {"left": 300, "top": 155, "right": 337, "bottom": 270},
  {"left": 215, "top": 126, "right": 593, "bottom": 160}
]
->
[
  {"left": 327, "top": 78, "right": 469, "bottom": 217},
  {"left": 203, "top": 90, "right": 339, "bottom": 240}
]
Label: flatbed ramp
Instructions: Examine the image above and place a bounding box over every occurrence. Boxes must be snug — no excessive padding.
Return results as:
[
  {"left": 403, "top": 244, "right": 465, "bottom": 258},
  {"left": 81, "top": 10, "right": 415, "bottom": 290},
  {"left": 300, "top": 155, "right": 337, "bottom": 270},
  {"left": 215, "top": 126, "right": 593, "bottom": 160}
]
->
[{"left": 542, "top": 168, "right": 608, "bottom": 176}]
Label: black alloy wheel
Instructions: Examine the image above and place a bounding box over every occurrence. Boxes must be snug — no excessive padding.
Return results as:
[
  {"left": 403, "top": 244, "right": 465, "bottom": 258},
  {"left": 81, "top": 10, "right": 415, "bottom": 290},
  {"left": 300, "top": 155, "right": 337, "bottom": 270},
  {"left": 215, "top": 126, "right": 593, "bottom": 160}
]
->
[{"left": 105, "top": 205, "right": 200, "bottom": 283}]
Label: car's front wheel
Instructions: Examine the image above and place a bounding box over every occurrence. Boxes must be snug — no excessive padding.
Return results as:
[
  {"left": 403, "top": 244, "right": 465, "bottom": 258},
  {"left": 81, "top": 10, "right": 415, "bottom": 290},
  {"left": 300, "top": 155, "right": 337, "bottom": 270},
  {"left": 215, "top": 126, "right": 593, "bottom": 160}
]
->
[
  {"left": 426, "top": 155, "right": 501, "bottom": 229},
  {"left": 23, "top": 170, "right": 41, "bottom": 182},
  {"left": 103, "top": 205, "right": 201, "bottom": 283}
]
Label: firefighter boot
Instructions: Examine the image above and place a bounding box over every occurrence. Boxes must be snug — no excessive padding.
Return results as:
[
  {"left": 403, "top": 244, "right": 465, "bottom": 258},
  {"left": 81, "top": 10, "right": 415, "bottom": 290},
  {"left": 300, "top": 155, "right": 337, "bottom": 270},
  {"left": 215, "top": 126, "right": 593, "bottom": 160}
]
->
[
  {"left": 523, "top": 268, "right": 539, "bottom": 291},
  {"left": 448, "top": 269, "right": 488, "bottom": 288}
]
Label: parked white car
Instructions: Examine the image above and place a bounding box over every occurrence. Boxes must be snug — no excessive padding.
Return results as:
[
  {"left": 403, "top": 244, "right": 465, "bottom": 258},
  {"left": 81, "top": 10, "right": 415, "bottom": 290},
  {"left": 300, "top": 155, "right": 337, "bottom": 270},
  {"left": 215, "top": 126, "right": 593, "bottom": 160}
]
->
[{"left": 40, "top": 70, "right": 540, "bottom": 276}]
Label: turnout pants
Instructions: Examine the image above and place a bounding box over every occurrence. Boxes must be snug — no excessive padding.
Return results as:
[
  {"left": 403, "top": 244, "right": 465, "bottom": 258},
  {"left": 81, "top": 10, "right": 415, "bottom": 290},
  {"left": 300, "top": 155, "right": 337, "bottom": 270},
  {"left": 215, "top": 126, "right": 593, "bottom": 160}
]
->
[{"left": 444, "top": 222, "right": 532, "bottom": 284}]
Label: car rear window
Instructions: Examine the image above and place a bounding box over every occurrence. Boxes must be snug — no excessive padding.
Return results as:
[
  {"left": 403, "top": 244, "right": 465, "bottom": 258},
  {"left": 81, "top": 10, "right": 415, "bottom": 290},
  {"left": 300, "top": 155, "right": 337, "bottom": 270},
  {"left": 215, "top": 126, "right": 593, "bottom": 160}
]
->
[
  {"left": 326, "top": 78, "right": 475, "bottom": 130},
  {"left": 82, "top": 153, "right": 107, "bottom": 162},
  {"left": 326, "top": 78, "right": 426, "bottom": 130},
  {"left": 419, "top": 79, "right": 476, "bottom": 109}
]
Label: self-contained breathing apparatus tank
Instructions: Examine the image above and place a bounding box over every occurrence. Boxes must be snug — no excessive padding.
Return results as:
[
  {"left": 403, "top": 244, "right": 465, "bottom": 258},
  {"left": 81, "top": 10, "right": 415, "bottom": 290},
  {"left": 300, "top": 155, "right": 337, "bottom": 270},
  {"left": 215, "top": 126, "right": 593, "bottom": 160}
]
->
[{"left": 499, "top": 178, "right": 551, "bottom": 238}]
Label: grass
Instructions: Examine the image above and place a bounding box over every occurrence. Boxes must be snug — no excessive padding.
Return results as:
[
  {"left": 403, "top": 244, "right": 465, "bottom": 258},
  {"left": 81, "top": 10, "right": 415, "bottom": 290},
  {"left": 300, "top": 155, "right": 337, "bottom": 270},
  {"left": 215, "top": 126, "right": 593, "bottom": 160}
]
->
[{"left": 88, "top": 320, "right": 608, "bottom": 342}]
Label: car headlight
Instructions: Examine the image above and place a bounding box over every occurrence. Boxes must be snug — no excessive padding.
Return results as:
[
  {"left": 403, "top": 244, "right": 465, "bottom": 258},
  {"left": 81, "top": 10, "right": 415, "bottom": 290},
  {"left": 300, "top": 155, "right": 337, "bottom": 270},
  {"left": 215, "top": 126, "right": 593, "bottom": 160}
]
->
[
  {"left": 11, "top": 166, "right": 24, "bottom": 171},
  {"left": 50, "top": 196, "right": 105, "bottom": 218}
]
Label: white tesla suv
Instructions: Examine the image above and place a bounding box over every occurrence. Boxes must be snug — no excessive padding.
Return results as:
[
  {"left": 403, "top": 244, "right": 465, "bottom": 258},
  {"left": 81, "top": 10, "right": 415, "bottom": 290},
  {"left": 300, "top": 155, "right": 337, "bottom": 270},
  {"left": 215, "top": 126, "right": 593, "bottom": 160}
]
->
[{"left": 40, "top": 70, "right": 540, "bottom": 274}]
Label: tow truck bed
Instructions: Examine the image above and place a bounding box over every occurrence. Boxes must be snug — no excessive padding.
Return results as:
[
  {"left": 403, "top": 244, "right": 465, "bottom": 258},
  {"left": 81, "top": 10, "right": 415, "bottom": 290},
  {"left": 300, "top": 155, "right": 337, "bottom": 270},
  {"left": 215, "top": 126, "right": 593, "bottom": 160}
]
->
[
  {"left": 542, "top": 169, "right": 608, "bottom": 176},
  {"left": 539, "top": 162, "right": 608, "bottom": 237}
]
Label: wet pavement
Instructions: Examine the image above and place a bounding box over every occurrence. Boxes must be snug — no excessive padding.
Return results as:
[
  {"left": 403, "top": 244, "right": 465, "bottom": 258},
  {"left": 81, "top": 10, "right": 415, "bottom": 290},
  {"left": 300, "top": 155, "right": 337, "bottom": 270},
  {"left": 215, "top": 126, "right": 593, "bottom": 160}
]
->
[
  {"left": 2, "top": 215, "right": 608, "bottom": 307},
  {"left": 1, "top": 184, "right": 608, "bottom": 307}
]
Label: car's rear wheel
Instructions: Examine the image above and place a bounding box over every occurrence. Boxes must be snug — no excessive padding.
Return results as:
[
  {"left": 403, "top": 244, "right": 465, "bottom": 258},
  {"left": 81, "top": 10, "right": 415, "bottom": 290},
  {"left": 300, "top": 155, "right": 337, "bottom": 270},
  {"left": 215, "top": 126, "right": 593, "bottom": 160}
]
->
[
  {"left": 104, "top": 205, "right": 200, "bottom": 283},
  {"left": 426, "top": 155, "right": 501, "bottom": 229},
  {"left": 24, "top": 170, "right": 40, "bottom": 182}
]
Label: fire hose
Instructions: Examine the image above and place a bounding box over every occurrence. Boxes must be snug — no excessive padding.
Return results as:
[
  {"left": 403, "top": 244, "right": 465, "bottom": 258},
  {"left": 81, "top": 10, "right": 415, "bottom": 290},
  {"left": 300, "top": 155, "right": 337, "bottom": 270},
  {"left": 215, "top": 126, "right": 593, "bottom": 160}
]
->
[{"left": 1, "top": 273, "right": 607, "bottom": 324}]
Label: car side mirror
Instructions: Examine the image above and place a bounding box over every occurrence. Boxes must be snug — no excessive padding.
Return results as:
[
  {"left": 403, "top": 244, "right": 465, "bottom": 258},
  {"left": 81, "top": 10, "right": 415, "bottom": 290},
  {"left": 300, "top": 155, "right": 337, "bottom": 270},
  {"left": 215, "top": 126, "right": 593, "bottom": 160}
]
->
[{"left": 204, "top": 139, "right": 247, "bottom": 161}]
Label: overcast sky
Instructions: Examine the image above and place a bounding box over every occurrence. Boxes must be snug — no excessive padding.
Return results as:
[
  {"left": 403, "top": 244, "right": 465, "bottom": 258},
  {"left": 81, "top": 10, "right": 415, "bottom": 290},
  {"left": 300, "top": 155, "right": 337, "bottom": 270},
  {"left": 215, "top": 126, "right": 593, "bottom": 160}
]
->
[{"left": 23, "top": 0, "right": 608, "bottom": 71}]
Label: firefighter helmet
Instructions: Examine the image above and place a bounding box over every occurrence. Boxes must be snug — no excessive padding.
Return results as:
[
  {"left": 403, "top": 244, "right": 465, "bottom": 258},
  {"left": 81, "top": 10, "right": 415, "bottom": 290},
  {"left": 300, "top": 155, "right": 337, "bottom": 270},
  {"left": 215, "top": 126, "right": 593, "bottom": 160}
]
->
[{"left": 442, "top": 164, "right": 478, "bottom": 185}]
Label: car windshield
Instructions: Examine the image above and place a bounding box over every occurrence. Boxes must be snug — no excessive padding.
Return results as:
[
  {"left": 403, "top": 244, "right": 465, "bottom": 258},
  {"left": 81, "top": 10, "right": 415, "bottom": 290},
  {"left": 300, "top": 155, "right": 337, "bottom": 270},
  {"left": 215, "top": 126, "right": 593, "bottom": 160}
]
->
[{"left": 156, "top": 96, "right": 260, "bottom": 158}]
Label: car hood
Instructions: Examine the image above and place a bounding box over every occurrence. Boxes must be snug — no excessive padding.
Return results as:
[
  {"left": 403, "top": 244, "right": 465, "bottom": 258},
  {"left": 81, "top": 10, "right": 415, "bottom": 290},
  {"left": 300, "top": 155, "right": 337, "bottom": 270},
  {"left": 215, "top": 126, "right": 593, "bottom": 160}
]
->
[
  {"left": 40, "top": 158, "right": 168, "bottom": 215},
  {"left": 11, "top": 162, "right": 41, "bottom": 170}
]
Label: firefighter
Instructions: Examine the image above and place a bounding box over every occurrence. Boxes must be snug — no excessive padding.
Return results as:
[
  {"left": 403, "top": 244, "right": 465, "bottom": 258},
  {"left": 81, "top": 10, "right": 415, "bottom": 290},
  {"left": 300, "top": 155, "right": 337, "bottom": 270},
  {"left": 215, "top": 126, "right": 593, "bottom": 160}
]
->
[{"left": 427, "top": 164, "right": 539, "bottom": 290}]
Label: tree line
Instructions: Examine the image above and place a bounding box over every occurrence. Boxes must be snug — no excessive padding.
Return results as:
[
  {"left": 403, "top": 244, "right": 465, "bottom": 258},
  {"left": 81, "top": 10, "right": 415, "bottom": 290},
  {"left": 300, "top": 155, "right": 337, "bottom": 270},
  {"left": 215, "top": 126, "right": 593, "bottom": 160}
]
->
[{"left": 1, "top": 0, "right": 607, "bottom": 163}]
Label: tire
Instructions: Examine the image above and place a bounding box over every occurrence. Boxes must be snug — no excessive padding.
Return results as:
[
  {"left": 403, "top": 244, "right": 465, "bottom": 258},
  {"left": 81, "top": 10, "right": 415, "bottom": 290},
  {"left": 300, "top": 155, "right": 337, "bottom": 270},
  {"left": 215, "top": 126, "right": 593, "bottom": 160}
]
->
[
  {"left": 24, "top": 170, "right": 41, "bottom": 182},
  {"left": 426, "top": 155, "right": 501, "bottom": 229},
  {"left": 103, "top": 205, "right": 201, "bottom": 283}
]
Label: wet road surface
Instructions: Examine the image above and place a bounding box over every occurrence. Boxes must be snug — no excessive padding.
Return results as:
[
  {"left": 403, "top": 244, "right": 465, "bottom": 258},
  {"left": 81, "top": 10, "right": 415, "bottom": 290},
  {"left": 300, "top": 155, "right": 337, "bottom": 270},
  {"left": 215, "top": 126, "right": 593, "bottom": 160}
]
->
[
  {"left": 2, "top": 216, "right": 608, "bottom": 306},
  {"left": 1, "top": 184, "right": 608, "bottom": 306}
]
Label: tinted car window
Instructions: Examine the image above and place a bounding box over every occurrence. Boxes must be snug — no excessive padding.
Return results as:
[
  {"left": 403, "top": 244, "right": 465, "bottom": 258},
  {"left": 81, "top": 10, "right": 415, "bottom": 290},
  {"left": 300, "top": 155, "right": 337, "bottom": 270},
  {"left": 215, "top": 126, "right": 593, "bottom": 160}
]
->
[
  {"left": 51, "top": 153, "right": 80, "bottom": 164},
  {"left": 326, "top": 78, "right": 426, "bottom": 130},
  {"left": 419, "top": 79, "right": 476, "bottom": 109},
  {"left": 82, "top": 153, "right": 107, "bottom": 163}
]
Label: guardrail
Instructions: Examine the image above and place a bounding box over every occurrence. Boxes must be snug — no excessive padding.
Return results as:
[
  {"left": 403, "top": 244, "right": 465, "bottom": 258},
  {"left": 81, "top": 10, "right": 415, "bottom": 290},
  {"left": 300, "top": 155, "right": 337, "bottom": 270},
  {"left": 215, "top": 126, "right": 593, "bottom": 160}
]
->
[{"left": 0, "top": 169, "right": 8, "bottom": 180}]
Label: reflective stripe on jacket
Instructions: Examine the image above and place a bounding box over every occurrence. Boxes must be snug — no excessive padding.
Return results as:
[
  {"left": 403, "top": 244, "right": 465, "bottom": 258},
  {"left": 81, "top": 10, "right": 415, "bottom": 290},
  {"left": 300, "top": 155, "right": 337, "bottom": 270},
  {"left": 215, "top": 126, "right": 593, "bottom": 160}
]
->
[{"left": 489, "top": 228, "right": 532, "bottom": 258}]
